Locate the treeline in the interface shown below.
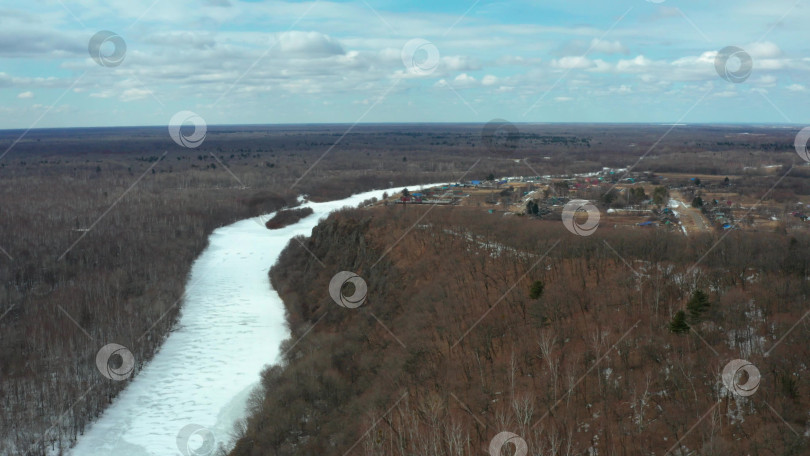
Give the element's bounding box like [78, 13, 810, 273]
[230, 205, 810, 455]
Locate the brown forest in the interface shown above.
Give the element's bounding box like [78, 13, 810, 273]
[0, 124, 808, 455]
[231, 205, 810, 455]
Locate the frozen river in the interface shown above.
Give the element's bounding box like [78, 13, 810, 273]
[70, 184, 444, 456]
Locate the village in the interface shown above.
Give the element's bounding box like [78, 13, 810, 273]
[379, 167, 807, 236]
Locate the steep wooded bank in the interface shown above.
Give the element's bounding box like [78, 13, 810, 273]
[231, 205, 810, 455]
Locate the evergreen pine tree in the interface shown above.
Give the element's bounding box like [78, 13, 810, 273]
[529, 280, 545, 299]
[686, 290, 710, 323]
[669, 310, 690, 334]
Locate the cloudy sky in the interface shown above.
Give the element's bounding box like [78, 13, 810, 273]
[1, 0, 809, 128]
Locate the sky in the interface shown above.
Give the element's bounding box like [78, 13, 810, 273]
[1, 0, 809, 128]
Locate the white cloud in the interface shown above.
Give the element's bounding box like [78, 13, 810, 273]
[451, 73, 477, 88]
[442, 56, 480, 72]
[17, 91, 33, 98]
[481, 75, 498, 86]
[756, 58, 789, 70]
[745, 41, 782, 59]
[616, 55, 653, 72]
[589, 39, 627, 54]
[552, 56, 593, 69]
[590, 59, 612, 73]
[714, 90, 739, 98]
[89, 91, 114, 99]
[496, 55, 542, 66]
[2, 0, 810, 126]
[120, 88, 152, 102]
[276, 31, 344, 56]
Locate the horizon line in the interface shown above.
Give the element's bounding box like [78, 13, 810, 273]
[0, 121, 803, 133]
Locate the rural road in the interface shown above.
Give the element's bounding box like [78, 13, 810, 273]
[670, 191, 710, 234]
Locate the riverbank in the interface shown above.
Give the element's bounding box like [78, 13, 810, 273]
[69, 184, 446, 456]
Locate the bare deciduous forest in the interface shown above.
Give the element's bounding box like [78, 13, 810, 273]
[233, 205, 810, 455]
[1, 124, 808, 455]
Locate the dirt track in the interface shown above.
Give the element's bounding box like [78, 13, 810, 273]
[671, 191, 710, 234]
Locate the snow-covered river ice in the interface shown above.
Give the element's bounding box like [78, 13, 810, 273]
[70, 184, 445, 456]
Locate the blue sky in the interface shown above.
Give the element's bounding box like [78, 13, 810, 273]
[1, 0, 808, 128]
